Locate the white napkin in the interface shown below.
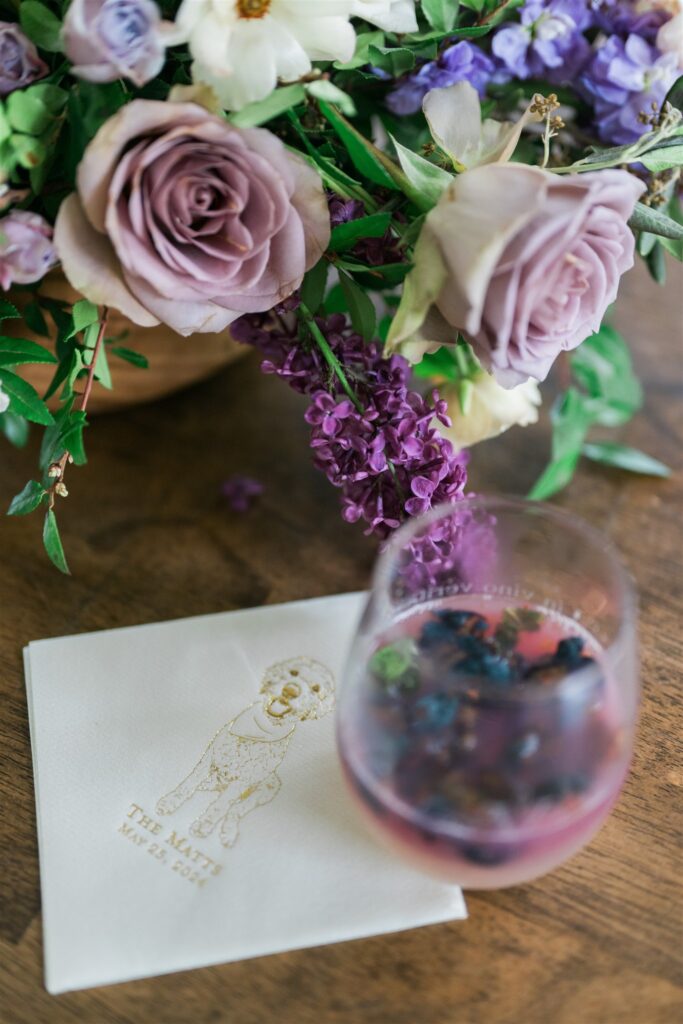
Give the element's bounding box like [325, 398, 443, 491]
[24, 591, 466, 994]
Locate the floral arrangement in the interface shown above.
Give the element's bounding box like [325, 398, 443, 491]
[0, 0, 681, 572]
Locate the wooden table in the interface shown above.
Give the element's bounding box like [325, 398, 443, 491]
[1, 260, 682, 1024]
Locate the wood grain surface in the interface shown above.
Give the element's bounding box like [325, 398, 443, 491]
[1, 259, 682, 1024]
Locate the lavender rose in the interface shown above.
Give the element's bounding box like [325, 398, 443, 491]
[388, 164, 645, 386]
[54, 100, 330, 335]
[0, 21, 48, 97]
[63, 0, 169, 87]
[0, 210, 58, 290]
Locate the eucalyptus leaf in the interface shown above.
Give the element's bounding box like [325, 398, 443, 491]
[43, 509, 70, 575]
[639, 144, 683, 172]
[582, 442, 671, 478]
[629, 202, 683, 240]
[7, 479, 46, 516]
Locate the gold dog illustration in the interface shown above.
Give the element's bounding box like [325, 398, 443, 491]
[156, 657, 335, 848]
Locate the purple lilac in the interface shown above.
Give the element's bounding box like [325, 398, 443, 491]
[580, 33, 679, 143]
[491, 0, 593, 82]
[387, 41, 495, 116]
[591, 0, 671, 42]
[232, 310, 468, 542]
[221, 475, 264, 512]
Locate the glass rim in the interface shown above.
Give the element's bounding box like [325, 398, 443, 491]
[371, 493, 638, 665]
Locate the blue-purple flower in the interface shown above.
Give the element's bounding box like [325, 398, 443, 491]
[63, 0, 169, 86]
[591, 0, 670, 42]
[492, 0, 593, 81]
[580, 33, 679, 142]
[387, 42, 495, 116]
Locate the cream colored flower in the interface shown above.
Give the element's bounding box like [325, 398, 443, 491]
[438, 374, 542, 448]
[351, 0, 417, 32]
[173, 0, 356, 111]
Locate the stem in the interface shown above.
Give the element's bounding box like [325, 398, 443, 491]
[298, 301, 364, 413]
[48, 306, 108, 509]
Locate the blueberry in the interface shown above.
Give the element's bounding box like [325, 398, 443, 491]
[412, 692, 459, 731]
[419, 620, 456, 649]
[436, 610, 488, 636]
[479, 653, 513, 683]
[556, 636, 585, 667]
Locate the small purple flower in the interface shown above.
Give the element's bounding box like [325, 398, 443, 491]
[63, 0, 168, 87]
[387, 42, 495, 116]
[221, 475, 264, 513]
[591, 0, 670, 42]
[329, 196, 365, 227]
[492, 0, 593, 82]
[580, 33, 679, 143]
[0, 211, 57, 290]
[0, 21, 47, 97]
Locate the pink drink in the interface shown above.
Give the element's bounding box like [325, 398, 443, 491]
[338, 598, 630, 888]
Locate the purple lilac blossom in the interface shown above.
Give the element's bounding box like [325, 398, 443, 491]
[0, 21, 47, 96]
[580, 33, 679, 143]
[491, 0, 593, 82]
[591, 0, 671, 42]
[387, 41, 495, 116]
[221, 475, 264, 512]
[231, 310, 468, 542]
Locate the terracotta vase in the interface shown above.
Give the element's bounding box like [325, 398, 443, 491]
[10, 271, 246, 414]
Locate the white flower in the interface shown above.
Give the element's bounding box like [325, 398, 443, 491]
[423, 81, 542, 171]
[438, 373, 542, 448]
[0, 383, 9, 414]
[173, 0, 356, 111]
[351, 0, 417, 32]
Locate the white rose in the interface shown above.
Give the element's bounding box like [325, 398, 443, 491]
[173, 0, 356, 111]
[351, 0, 417, 32]
[438, 373, 542, 448]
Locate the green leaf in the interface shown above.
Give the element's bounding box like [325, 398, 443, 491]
[646, 239, 666, 284]
[0, 410, 29, 447]
[664, 74, 683, 115]
[412, 346, 461, 381]
[422, 0, 459, 31]
[110, 346, 149, 369]
[23, 301, 50, 337]
[318, 100, 398, 191]
[306, 80, 356, 117]
[229, 84, 306, 128]
[29, 83, 69, 115]
[299, 259, 329, 316]
[334, 30, 385, 70]
[0, 300, 20, 321]
[367, 44, 415, 77]
[528, 451, 582, 501]
[570, 324, 642, 426]
[60, 411, 88, 466]
[43, 509, 70, 575]
[19, 1, 63, 52]
[0, 336, 58, 367]
[639, 143, 683, 173]
[72, 299, 99, 335]
[339, 271, 376, 340]
[659, 196, 683, 261]
[0, 369, 54, 425]
[582, 442, 671, 478]
[10, 132, 47, 169]
[390, 135, 452, 210]
[7, 479, 46, 516]
[6, 90, 52, 135]
[329, 212, 392, 253]
[629, 202, 683, 240]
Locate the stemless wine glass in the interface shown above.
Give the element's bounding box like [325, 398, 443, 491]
[336, 496, 638, 889]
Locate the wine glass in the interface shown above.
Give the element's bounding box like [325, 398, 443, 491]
[336, 496, 638, 889]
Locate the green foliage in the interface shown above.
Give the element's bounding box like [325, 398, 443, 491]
[19, 1, 63, 52]
[0, 369, 54, 424]
[422, 0, 459, 32]
[390, 135, 452, 210]
[629, 202, 683, 242]
[7, 479, 46, 516]
[0, 336, 57, 367]
[329, 213, 392, 253]
[299, 259, 329, 315]
[339, 270, 376, 340]
[530, 325, 667, 500]
[0, 410, 29, 447]
[43, 508, 70, 575]
[110, 347, 149, 369]
[229, 84, 306, 128]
